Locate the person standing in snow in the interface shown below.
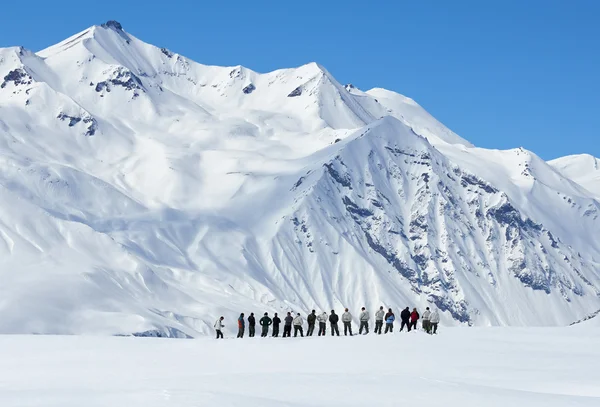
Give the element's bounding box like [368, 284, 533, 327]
[430, 309, 440, 334]
[307, 310, 317, 336]
[329, 310, 340, 336]
[359, 307, 370, 334]
[410, 308, 420, 331]
[237, 313, 245, 338]
[214, 316, 225, 339]
[342, 308, 353, 336]
[422, 307, 432, 334]
[283, 312, 293, 338]
[317, 311, 328, 336]
[384, 308, 395, 334]
[259, 312, 272, 337]
[293, 313, 304, 337]
[400, 307, 411, 332]
[272, 313, 281, 337]
[248, 312, 256, 337]
[374, 306, 385, 334]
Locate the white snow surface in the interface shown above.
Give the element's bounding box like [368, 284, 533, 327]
[1, 21, 600, 336]
[549, 154, 600, 199]
[0, 328, 599, 406]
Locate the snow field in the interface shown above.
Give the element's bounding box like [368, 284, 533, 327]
[0, 326, 598, 406]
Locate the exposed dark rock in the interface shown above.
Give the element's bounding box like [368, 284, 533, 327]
[101, 20, 123, 31]
[82, 117, 98, 136]
[342, 196, 373, 218]
[288, 86, 302, 97]
[430, 295, 471, 323]
[161, 48, 174, 58]
[1, 68, 32, 89]
[460, 173, 498, 194]
[364, 231, 416, 280]
[57, 113, 81, 127]
[324, 163, 352, 188]
[94, 68, 144, 96]
[242, 83, 256, 94]
[488, 202, 542, 232]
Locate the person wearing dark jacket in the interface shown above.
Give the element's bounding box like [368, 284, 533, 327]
[307, 310, 317, 336]
[400, 307, 411, 332]
[248, 313, 256, 337]
[410, 308, 419, 331]
[384, 308, 395, 334]
[259, 312, 272, 337]
[272, 313, 281, 337]
[329, 310, 340, 336]
[237, 313, 245, 338]
[283, 312, 293, 338]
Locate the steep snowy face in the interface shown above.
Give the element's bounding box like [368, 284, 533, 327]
[548, 154, 600, 198]
[0, 21, 599, 336]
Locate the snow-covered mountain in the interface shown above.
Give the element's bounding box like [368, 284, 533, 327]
[1, 21, 599, 336]
[549, 154, 600, 199]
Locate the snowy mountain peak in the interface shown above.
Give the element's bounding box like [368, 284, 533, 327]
[0, 23, 599, 336]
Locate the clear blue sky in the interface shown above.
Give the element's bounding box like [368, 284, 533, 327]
[1, 0, 598, 160]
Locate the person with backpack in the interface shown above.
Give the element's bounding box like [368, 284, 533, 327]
[272, 313, 281, 337]
[248, 312, 256, 337]
[384, 308, 395, 334]
[307, 310, 317, 336]
[430, 309, 440, 334]
[422, 307, 432, 334]
[317, 311, 328, 336]
[283, 312, 293, 338]
[259, 312, 272, 337]
[374, 306, 385, 334]
[359, 307, 370, 334]
[329, 310, 340, 336]
[410, 308, 420, 331]
[342, 308, 353, 336]
[214, 316, 225, 339]
[400, 307, 411, 332]
[293, 313, 304, 337]
[237, 313, 245, 338]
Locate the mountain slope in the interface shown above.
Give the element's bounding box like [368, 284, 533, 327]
[0, 21, 599, 335]
[548, 154, 600, 199]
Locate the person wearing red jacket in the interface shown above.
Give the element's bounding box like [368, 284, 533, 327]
[410, 308, 420, 331]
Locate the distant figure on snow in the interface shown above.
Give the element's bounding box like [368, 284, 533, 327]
[283, 312, 293, 338]
[374, 306, 385, 334]
[342, 308, 353, 336]
[384, 308, 395, 334]
[293, 313, 304, 337]
[400, 307, 411, 332]
[237, 313, 245, 338]
[410, 308, 419, 331]
[260, 312, 272, 337]
[329, 310, 340, 336]
[422, 307, 431, 334]
[430, 309, 440, 334]
[317, 311, 328, 336]
[359, 307, 370, 335]
[214, 316, 224, 339]
[272, 313, 281, 337]
[248, 312, 256, 337]
[307, 310, 317, 336]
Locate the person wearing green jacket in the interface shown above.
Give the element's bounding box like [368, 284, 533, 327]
[259, 312, 272, 337]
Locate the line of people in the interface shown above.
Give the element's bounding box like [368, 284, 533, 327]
[213, 306, 440, 339]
